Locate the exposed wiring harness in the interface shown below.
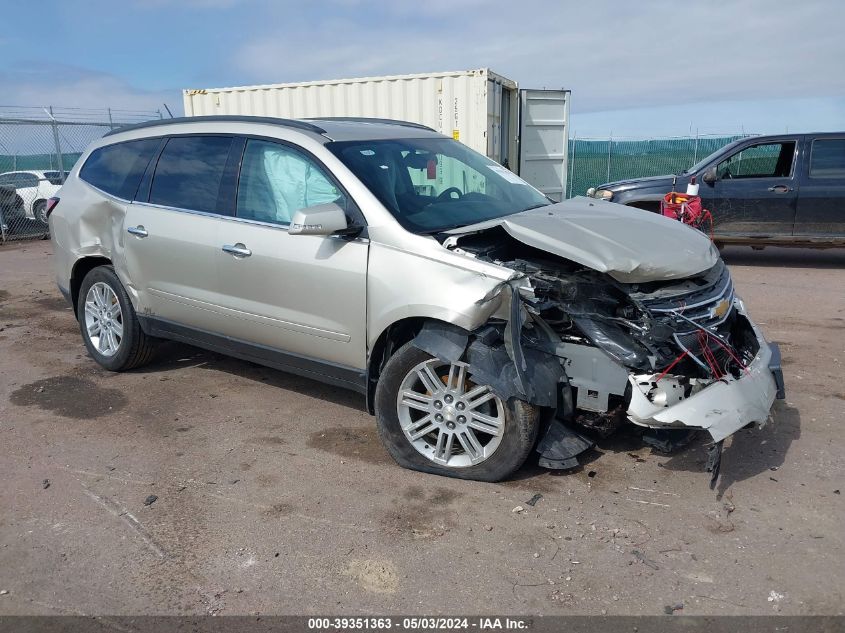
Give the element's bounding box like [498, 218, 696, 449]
[656, 309, 750, 381]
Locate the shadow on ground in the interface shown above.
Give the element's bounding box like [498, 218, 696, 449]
[659, 400, 800, 499]
[128, 340, 366, 411]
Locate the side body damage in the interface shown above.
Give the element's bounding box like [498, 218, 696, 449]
[406, 202, 784, 475]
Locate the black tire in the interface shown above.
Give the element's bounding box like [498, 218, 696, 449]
[374, 342, 540, 482]
[77, 266, 157, 371]
[33, 199, 48, 226]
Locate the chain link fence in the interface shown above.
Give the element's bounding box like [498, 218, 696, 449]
[566, 134, 750, 199]
[2, 110, 753, 240]
[0, 106, 162, 243]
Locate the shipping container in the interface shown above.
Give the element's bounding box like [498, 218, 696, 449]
[183, 69, 570, 200]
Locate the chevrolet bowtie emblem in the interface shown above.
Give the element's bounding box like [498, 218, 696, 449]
[710, 298, 731, 319]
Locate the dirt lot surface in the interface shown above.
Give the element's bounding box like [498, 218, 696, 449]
[0, 241, 842, 616]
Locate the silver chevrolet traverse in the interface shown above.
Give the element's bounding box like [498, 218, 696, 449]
[49, 116, 784, 482]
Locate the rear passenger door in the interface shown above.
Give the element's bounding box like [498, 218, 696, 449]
[700, 140, 798, 237]
[794, 137, 845, 238]
[124, 134, 238, 332]
[213, 137, 368, 372]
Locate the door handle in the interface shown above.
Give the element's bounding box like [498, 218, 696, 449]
[222, 243, 252, 258]
[127, 225, 148, 238]
[767, 185, 791, 193]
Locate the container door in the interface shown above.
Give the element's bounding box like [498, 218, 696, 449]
[518, 89, 570, 201]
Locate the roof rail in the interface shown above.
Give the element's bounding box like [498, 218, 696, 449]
[104, 115, 326, 137]
[305, 117, 435, 132]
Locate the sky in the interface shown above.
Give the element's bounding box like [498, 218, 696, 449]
[1, 0, 844, 137]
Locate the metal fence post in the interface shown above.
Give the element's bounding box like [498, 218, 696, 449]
[567, 132, 577, 198]
[49, 106, 66, 183]
[693, 128, 699, 164]
[108, 108, 114, 130]
[606, 133, 612, 182]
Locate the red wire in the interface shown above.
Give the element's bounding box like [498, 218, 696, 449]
[697, 331, 720, 377]
[655, 350, 689, 382]
[705, 329, 751, 375]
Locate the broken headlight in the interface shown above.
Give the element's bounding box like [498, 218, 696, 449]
[586, 188, 613, 200]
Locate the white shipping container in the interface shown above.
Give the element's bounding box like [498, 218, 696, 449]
[183, 69, 569, 199]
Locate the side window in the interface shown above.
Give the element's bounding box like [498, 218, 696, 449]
[0, 174, 14, 187]
[809, 139, 845, 178]
[236, 139, 344, 225]
[150, 136, 233, 214]
[716, 142, 795, 179]
[79, 138, 160, 199]
[18, 173, 39, 188]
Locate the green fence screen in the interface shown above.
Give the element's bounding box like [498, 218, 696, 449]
[566, 135, 747, 198]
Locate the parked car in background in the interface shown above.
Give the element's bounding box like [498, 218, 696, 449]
[48, 116, 782, 483]
[587, 133, 845, 248]
[0, 170, 65, 226]
[0, 183, 25, 235]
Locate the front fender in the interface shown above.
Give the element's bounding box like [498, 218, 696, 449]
[366, 241, 513, 351]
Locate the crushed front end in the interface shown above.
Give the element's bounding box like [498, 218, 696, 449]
[434, 227, 786, 478]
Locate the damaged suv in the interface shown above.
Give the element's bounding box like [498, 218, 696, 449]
[49, 116, 785, 482]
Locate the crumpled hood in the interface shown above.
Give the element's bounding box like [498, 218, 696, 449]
[455, 196, 718, 283]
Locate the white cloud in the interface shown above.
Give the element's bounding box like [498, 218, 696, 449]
[229, 0, 845, 114]
[0, 63, 181, 117]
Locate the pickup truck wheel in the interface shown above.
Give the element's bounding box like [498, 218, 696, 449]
[374, 342, 539, 482]
[77, 266, 157, 371]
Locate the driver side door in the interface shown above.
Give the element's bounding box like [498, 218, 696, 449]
[700, 140, 799, 237]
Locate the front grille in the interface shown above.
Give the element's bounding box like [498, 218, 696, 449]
[640, 262, 735, 334]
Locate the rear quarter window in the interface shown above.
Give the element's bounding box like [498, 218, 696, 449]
[79, 138, 161, 199]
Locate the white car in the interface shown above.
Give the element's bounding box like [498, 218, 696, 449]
[0, 170, 64, 225]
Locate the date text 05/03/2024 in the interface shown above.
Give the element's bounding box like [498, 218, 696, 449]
[307, 618, 529, 630]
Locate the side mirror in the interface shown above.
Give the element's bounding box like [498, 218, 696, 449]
[701, 167, 718, 184]
[289, 202, 349, 236]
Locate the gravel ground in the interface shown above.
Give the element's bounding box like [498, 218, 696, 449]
[0, 241, 842, 616]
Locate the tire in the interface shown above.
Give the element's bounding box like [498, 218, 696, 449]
[33, 200, 48, 226]
[374, 342, 540, 482]
[77, 266, 157, 371]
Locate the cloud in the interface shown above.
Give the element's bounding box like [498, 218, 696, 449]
[229, 0, 845, 114]
[0, 63, 181, 118]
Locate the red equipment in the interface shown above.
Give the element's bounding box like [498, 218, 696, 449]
[660, 191, 714, 239]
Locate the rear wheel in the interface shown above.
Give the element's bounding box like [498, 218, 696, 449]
[375, 342, 539, 482]
[77, 266, 156, 371]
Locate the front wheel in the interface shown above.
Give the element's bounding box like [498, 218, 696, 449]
[374, 342, 540, 482]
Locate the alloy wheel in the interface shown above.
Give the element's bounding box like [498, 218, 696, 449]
[396, 359, 505, 467]
[84, 282, 124, 357]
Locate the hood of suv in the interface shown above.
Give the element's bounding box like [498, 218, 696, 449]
[452, 196, 717, 283]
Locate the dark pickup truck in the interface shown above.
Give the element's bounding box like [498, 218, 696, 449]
[587, 133, 845, 248]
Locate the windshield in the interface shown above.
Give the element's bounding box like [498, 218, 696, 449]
[327, 137, 550, 233]
[684, 139, 745, 174]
